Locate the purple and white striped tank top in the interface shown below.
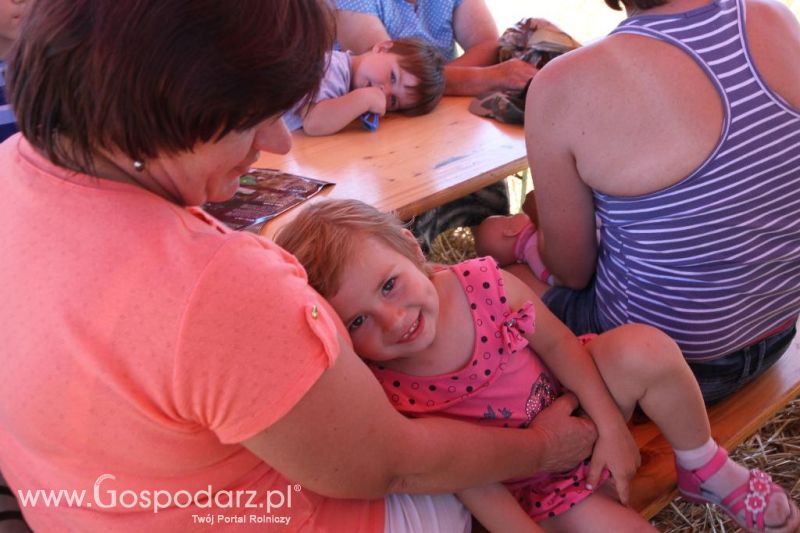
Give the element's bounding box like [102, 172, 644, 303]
[593, 0, 800, 361]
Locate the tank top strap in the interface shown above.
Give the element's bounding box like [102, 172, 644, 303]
[611, 0, 773, 136]
[450, 256, 515, 323]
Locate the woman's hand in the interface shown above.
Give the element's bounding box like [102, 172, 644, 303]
[243, 336, 597, 499]
[586, 422, 641, 505]
[488, 58, 538, 93]
[528, 393, 597, 473]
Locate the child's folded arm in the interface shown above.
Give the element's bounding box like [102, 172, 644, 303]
[302, 87, 386, 136]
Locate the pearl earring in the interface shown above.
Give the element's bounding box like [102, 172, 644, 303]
[133, 160, 145, 171]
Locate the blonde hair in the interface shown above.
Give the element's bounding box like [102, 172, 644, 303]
[275, 199, 429, 298]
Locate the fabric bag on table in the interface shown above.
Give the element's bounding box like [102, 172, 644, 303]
[469, 18, 581, 124]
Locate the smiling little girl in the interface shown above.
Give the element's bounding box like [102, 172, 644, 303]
[276, 199, 799, 533]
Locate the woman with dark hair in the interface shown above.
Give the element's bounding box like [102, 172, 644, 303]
[0, 0, 597, 531]
[526, 0, 800, 402]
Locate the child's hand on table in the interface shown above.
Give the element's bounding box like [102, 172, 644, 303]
[352, 86, 387, 116]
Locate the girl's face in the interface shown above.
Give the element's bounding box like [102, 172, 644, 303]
[329, 237, 439, 365]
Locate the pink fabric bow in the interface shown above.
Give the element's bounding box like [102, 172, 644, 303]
[500, 302, 536, 353]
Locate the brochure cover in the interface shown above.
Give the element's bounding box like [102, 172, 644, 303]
[204, 168, 332, 231]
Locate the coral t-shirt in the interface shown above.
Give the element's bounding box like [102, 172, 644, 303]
[0, 135, 383, 532]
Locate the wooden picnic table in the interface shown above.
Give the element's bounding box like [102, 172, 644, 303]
[257, 96, 527, 237]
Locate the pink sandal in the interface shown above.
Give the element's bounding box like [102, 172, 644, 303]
[676, 446, 800, 532]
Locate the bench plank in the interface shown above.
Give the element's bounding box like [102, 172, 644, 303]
[630, 330, 800, 518]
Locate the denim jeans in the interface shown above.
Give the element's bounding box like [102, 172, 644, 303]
[541, 281, 602, 337]
[542, 284, 797, 405]
[688, 325, 796, 405]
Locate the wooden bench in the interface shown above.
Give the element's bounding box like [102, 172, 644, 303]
[630, 330, 800, 518]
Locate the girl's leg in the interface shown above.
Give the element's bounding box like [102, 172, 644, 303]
[584, 324, 710, 450]
[539, 491, 656, 533]
[586, 324, 799, 532]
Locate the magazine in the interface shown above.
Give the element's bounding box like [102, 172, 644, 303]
[203, 168, 332, 231]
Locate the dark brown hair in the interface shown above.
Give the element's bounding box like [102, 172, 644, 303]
[7, 0, 334, 173]
[604, 0, 667, 10]
[390, 38, 446, 117]
[275, 199, 429, 298]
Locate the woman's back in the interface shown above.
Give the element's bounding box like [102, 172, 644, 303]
[528, 0, 800, 358]
[551, 0, 800, 196]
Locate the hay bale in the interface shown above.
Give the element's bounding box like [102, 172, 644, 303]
[429, 227, 476, 264]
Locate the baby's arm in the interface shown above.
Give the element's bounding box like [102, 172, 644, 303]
[501, 269, 639, 504]
[302, 87, 386, 136]
[458, 483, 543, 533]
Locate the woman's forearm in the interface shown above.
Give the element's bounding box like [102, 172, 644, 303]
[386, 406, 589, 496]
[443, 59, 536, 96]
[243, 338, 596, 499]
[448, 40, 499, 68]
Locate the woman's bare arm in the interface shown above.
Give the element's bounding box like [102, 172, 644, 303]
[446, 0, 536, 95]
[450, 0, 498, 66]
[243, 336, 597, 499]
[524, 57, 598, 289]
[335, 10, 391, 54]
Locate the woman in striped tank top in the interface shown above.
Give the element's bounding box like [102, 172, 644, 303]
[518, 0, 800, 403]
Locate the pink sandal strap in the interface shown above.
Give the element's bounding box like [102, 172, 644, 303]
[688, 445, 729, 481]
[677, 446, 790, 532]
[721, 469, 774, 531]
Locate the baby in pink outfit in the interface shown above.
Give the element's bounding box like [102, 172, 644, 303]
[277, 199, 800, 533]
[475, 212, 603, 290]
[475, 213, 556, 286]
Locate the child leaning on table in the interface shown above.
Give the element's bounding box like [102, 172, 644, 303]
[276, 199, 800, 533]
[282, 38, 445, 136]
